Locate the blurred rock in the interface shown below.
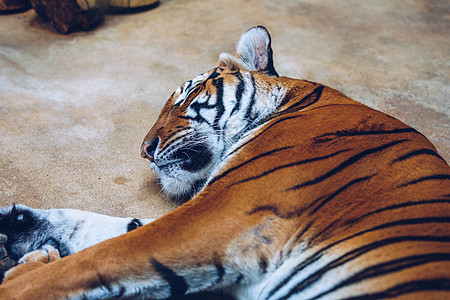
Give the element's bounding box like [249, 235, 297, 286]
[30, 0, 104, 33]
[0, 0, 31, 11]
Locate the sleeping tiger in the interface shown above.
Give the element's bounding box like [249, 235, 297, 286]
[0, 26, 449, 299]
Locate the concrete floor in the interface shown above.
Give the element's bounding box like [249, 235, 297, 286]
[0, 0, 449, 222]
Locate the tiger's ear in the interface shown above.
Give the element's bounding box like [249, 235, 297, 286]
[235, 26, 278, 77]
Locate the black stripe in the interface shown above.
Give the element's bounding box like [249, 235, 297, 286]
[163, 127, 190, 147]
[292, 220, 315, 244]
[316, 127, 421, 140]
[235, 274, 244, 284]
[245, 176, 365, 222]
[175, 75, 209, 108]
[185, 94, 214, 111]
[213, 253, 225, 285]
[209, 146, 294, 186]
[243, 74, 257, 122]
[308, 219, 339, 245]
[182, 85, 206, 108]
[212, 77, 225, 135]
[159, 131, 192, 154]
[346, 217, 450, 244]
[311, 253, 450, 300]
[263, 85, 324, 123]
[247, 205, 295, 218]
[345, 199, 450, 226]
[127, 218, 143, 232]
[177, 114, 212, 126]
[268, 228, 450, 299]
[308, 175, 375, 215]
[221, 73, 245, 148]
[286, 85, 324, 111]
[68, 221, 82, 240]
[225, 114, 307, 159]
[398, 174, 450, 187]
[96, 272, 113, 294]
[182, 91, 216, 127]
[229, 73, 245, 117]
[185, 80, 193, 91]
[206, 68, 221, 81]
[117, 286, 126, 298]
[390, 148, 446, 164]
[304, 103, 364, 111]
[276, 235, 450, 300]
[232, 149, 351, 187]
[310, 216, 450, 277]
[259, 256, 269, 274]
[245, 154, 371, 220]
[277, 82, 319, 108]
[214, 264, 225, 285]
[161, 136, 208, 164]
[340, 278, 450, 300]
[225, 103, 364, 160]
[287, 139, 410, 191]
[221, 73, 250, 157]
[151, 258, 188, 297]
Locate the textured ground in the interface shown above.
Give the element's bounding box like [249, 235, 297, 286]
[0, 0, 449, 223]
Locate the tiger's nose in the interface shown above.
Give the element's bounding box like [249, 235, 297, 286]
[141, 137, 160, 162]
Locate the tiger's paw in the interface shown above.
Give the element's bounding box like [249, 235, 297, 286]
[0, 204, 154, 270]
[17, 244, 61, 265]
[0, 234, 17, 283]
[3, 245, 60, 282]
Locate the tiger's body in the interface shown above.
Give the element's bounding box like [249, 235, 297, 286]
[0, 26, 449, 299]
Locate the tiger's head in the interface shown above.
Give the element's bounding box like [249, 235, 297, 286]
[141, 26, 287, 201]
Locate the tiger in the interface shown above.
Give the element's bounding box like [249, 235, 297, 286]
[0, 25, 449, 299]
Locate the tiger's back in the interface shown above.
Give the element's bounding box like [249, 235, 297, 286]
[208, 76, 450, 298]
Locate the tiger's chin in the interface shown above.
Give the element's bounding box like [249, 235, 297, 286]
[151, 141, 218, 202]
[153, 157, 214, 202]
[159, 174, 208, 203]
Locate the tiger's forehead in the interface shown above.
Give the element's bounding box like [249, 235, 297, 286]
[172, 67, 245, 108]
[174, 71, 210, 106]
